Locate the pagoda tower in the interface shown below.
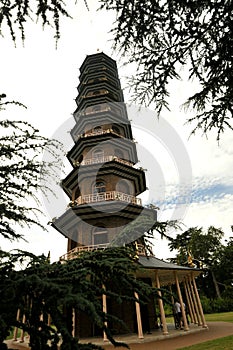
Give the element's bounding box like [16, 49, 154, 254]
[52, 52, 207, 339]
[54, 52, 155, 255]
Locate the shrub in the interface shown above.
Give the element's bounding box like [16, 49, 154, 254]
[200, 295, 233, 314]
[200, 296, 212, 314]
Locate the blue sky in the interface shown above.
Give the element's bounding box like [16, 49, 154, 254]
[155, 181, 233, 208]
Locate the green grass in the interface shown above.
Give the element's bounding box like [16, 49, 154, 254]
[6, 328, 21, 340]
[178, 335, 233, 350]
[174, 312, 233, 350]
[165, 316, 173, 323]
[166, 311, 233, 324]
[204, 312, 233, 323]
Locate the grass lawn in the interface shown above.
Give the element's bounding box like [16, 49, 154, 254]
[179, 335, 233, 350]
[204, 312, 233, 323]
[175, 312, 233, 350]
[166, 311, 233, 324]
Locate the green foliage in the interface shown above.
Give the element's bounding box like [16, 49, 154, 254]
[222, 286, 233, 300]
[169, 226, 224, 268]
[0, 0, 71, 44]
[100, 0, 233, 139]
[200, 296, 213, 314]
[110, 211, 180, 255]
[0, 250, 26, 347]
[211, 298, 229, 313]
[169, 226, 226, 298]
[110, 214, 156, 249]
[200, 296, 233, 314]
[0, 94, 62, 240]
[215, 238, 233, 287]
[163, 302, 173, 317]
[0, 247, 156, 349]
[1, 2, 232, 138]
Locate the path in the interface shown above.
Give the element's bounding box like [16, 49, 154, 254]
[103, 322, 233, 350]
[6, 322, 233, 350]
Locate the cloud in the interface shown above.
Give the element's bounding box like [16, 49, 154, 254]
[149, 175, 233, 233]
[157, 178, 232, 206]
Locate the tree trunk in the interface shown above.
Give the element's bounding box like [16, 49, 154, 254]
[211, 270, 221, 298]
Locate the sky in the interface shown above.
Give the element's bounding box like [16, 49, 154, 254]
[1, 1, 232, 262]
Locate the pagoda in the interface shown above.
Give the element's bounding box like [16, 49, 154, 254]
[53, 52, 207, 339]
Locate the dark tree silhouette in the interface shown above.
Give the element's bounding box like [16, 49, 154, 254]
[1, 1, 232, 138]
[100, 0, 233, 139]
[0, 94, 62, 240]
[0, 247, 154, 350]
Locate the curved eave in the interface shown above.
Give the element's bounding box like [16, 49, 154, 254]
[67, 135, 138, 165]
[62, 161, 146, 198]
[73, 102, 129, 123]
[70, 115, 133, 142]
[79, 53, 117, 73]
[51, 202, 147, 236]
[137, 256, 202, 286]
[75, 94, 121, 112]
[76, 81, 124, 103]
[77, 72, 121, 92]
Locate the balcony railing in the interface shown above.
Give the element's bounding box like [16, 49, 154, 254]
[68, 191, 142, 208]
[74, 155, 133, 167]
[80, 105, 111, 116]
[75, 191, 142, 206]
[60, 243, 147, 261]
[76, 128, 123, 141]
[60, 243, 109, 261]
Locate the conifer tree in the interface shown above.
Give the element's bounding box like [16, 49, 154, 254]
[0, 94, 62, 241]
[1, 1, 232, 138]
[0, 248, 154, 349]
[100, 0, 233, 139]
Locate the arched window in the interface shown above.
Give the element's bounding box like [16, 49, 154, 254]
[92, 148, 104, 160]
[93, 180, 106, 193]
[93, 226, 108, 245]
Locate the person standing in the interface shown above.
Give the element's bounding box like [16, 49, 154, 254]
[174, 300, 183, 329]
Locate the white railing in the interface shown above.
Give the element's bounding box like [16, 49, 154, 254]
[76, 155, 133, 167]
[60, 242, 147, 261]
[60, 243, 109, 261]
[82, 128, 109, 137]
[76, 128, 123, 140]
[72, 191, 142, 206]
[80, 106, 111, 116]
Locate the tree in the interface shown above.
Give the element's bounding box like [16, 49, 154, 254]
[215, 237, 233, 288]
[110, 210, 181, 257]
[100, 0, 233, 139]
[0, 247, 154, 350]
[0, 96, 149, 349]
[0, 94, 62, 240]
[169, 226, 224, 298]
[0, 0, 71, 43]
[1, 1, 232, 138]
[0, 250, 20, 350]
